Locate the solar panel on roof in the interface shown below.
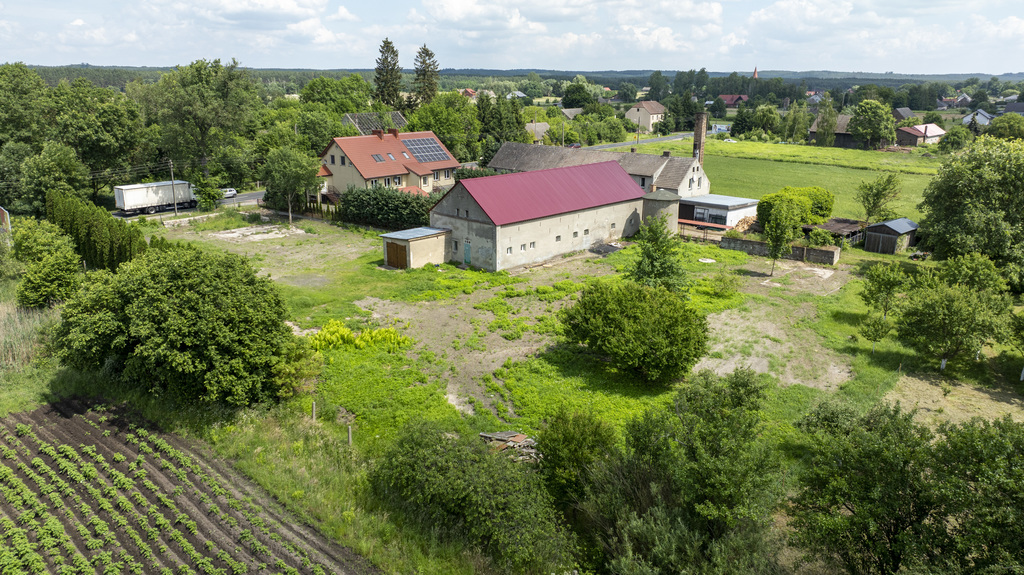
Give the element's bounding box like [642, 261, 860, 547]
[404, 138, 450, 163]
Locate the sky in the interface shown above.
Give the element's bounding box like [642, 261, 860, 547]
[1, 0, 1022, 75]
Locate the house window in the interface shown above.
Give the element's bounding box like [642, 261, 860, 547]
[556, 235, 561, 242]
[530, 241, 535, 249]
[385, 177, 391, 187]
[520, 244, 526, 251]
[371, 179, 379, 186]
[453, 241, 459, 251]
[444, 169, 451, 179]
[573, 231, 579, 238]
[387, 153, 395, 160]
[372, 154, 384, 162]
[340, 156, 346, 166]
[433, 171, 440, 181]
[394, 176, 401, 186]
[698, 177, 702, 187]
[456, 209, 460, 217]
[330, 154, 335, 165]
[422, 176, 428, 185]
[584, 229, 589, 235]
[640, 177, 646, 188]
[507, 247, 512, 255]
[689, 178, 694, 190]
[402, 152, 410, 159]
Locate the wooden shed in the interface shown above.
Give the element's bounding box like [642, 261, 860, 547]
[864, 218, 918, 254]
[380, 227, 450, 269]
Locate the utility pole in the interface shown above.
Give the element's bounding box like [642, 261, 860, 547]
[169, 160, 179, 216]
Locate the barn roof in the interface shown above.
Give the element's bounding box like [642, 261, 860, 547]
[452, 161, 643, 226]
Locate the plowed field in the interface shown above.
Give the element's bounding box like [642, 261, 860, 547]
[0, 398, 377, 575]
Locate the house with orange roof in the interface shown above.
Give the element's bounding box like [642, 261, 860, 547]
[317, 129, 461, 202]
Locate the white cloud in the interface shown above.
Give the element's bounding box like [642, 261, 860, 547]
[327, 6, 358, 21]
[69, 18, 85, 26]
[421, 0, 547, 33]
[285, 17, 338, 44]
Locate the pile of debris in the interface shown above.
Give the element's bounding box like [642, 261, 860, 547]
[479, 431, 540, 463]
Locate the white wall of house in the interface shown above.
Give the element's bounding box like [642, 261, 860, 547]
[688, 203, 757, 226]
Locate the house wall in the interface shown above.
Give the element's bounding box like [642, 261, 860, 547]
[493, 201, 644, 270]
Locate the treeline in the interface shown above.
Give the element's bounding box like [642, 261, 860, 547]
[46, 190, 146, 270]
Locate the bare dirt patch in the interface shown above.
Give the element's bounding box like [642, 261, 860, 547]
[210, 224, 308, 242]
[697, 302, 851, 390]
[885, 373, 1024, 427]
[739, 258, 851, 297]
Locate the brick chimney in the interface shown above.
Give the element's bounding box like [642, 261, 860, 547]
[388, 128, 400, 138]
[692, 112, 708, 164]
[371, 129, 384, 139]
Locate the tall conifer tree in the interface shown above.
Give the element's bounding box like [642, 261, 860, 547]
[412, 44, 439, 106]
[374, 38, 402, 109]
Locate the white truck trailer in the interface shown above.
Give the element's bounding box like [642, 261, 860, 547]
[114, 180, 197, 214]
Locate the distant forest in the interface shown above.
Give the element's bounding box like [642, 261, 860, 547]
[26, 63, 1024, 94]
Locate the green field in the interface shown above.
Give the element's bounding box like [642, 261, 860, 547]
[609, 138, 942, 220]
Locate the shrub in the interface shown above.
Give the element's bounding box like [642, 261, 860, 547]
[53, 248, 300, 406]
[757, 186, 834, 227]
[806, 228, 834, 248]
[337, 185, 442, 230]
[369, 421, 574, 573]
[559, 281, 708, 383]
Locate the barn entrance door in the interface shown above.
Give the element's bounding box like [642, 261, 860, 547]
[386, 241, 408, 268]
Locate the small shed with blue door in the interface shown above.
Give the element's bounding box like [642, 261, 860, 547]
[863, 218, 918, 254]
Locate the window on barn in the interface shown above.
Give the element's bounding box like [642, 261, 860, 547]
[453, 241, 459, 251]
[520, 244, 526, 251]
[530, 241, 535, 249]
[573, 231, 579, 238]
[584, 229, 589, 235]
[507, 247, 512, 254]
[556, 235, 561, 242]
[611, 223, 616, 229]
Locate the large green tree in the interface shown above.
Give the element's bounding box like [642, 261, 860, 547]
[150, 59, 260, 176]
[646, 70, 669, 101]
[262, 146, 321, 225]
[860, 261, 907, 319]
[0, 63, 47, 149]
[15, 142, 90, 216]
[579, 369, 782, 573]
[298, 74, 372, 115]
[792, 403, 940, 575]
[856, 173, 902, 223]
[54, 248, 301, 406]
[763, 196, 801, 276]
[814, 93, 838, 147]
[559, 281, 708, 382]
[919, 137, 1024, 290]
[849, 99, 896, 149]
[896, 280, 1010, 371]
[985, 112, 1024, 140]
[373, 38, 402, 109]
[412, 44, 439, 106]
[407, 92, 481, 162]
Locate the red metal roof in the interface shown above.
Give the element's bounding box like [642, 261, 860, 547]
[324, 131, 459, 180]
[456, 161, 643, 226]
[317, 165, 333, 177]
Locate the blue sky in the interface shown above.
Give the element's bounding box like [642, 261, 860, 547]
[2, 0, 1022, 75]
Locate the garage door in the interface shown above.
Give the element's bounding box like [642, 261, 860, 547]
[386, 241, 408, 268]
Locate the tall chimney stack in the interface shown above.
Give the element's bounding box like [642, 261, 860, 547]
[692, 112, 708, 165]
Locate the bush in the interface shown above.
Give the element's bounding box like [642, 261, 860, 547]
[757, 186, 834, 227]
[11, 217, 80, 308]
[806, 228, 834, 247]
[369, 421, 574, 573]
[337, 185, 442, 230]
[559, 281, 708, 382]
[53, 248, 302, 406]
[537, 406, 616, 510]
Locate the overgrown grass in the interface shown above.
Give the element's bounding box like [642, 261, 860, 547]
[187, 209, 263, 232]
[619, 138, 945, 175]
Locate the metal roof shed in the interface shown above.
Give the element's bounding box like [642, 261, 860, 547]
[864, 218, 918, 254]
[380, 227, 450, 269]
[678, 194, 759, 227]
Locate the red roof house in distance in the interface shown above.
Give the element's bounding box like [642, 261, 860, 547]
[318, 128, 460, 202]
[427, 161, 678, 271]
[719, 95, 750, 108]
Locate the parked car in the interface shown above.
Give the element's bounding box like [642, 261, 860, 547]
[567, 143, 582, 149]
[220, 188, 238, 198]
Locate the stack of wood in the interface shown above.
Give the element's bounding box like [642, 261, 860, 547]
[734, 216, 758, 233]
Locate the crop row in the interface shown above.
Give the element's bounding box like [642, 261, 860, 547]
[1, 414, 330, 575]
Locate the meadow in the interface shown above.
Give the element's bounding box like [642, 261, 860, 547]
[612, 138, 942, 220]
